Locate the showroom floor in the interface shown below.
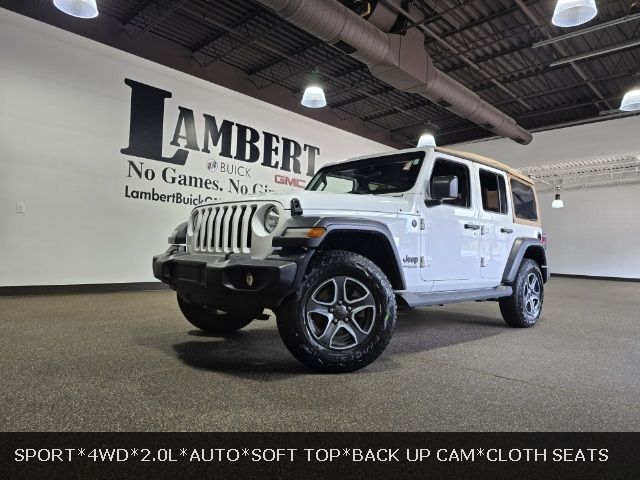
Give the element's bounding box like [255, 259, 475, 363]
[1, 277, 638, 432]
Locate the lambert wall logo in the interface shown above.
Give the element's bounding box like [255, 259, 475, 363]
[120, 79, 321, 176]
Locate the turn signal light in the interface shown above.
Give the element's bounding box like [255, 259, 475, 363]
[307, 227, 326, 238]
[283, 227, 327, 238]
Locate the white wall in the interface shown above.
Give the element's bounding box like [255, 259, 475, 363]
[0, 10, 388, 287]
[455, 115, 640, 279]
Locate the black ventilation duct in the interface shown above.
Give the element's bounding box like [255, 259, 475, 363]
[255, 0, 533, 145]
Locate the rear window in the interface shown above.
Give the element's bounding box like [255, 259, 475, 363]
[480, 169, 508, 214]
[510, 179, 538, 222]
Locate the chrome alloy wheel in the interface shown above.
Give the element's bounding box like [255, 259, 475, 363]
[523, 273, 542, 318]
[305, 276, 377, 350]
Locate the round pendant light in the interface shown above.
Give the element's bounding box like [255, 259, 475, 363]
[53, 0, 99, 19]
[301, 86, 327, 108]
[552, 0, 597, 28]
[620, 88, 640, 112]
[552, 188, 564, 209]
[417, 133, 436, 148]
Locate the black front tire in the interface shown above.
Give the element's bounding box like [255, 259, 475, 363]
[276, 250, 396, 373]
[177, 294, 258, 334]
[499, 258, 544, 328]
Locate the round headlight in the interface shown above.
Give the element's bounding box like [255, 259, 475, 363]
[264, 206, 280, 233]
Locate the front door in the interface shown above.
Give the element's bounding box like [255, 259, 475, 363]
[421, 156, 481, 291]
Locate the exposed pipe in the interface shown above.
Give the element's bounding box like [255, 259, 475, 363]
[513, 0, 613, 111]
[255, 0, 533, 145]
[378, 0, 532, 111]
[549, 37, 640, 67]
[532, 13, 640, 49]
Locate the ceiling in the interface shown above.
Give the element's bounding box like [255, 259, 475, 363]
[43, 0, 640, 145]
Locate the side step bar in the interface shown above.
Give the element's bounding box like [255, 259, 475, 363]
[399, 286, 512, 308]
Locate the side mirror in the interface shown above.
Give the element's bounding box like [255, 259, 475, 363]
[432, 175, 459, 200]
[425, 175, 459, 207]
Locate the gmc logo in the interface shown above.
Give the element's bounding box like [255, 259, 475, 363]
[274, 174, 306, 188]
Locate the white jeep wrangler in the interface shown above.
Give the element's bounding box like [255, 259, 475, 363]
[153, 145, 548, 373]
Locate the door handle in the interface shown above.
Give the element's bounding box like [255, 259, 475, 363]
[464, 223, 480, 230]
[500, 227, 514, 234]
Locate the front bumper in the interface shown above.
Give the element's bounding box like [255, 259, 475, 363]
[153, 248, 309, 310]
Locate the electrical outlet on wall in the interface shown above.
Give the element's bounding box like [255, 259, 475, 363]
[16, 203, 26, 214]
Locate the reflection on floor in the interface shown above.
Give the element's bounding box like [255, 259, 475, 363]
[0, 277, 638, 431]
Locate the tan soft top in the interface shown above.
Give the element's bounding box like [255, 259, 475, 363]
[436, 147, 534, 185]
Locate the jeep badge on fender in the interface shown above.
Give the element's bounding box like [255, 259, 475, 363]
[153, 143, 548, 373]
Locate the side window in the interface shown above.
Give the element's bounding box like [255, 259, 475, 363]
[479, 169, 508, 214]
[510, 179, 538, 221]
[430, 159, 471, 207]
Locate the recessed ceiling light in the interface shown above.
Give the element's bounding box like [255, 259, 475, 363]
[53, 0, 98, 19]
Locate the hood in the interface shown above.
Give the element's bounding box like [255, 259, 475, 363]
[199, 190, 408, 215]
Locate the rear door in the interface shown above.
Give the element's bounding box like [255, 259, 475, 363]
[476, 165, 512, 281]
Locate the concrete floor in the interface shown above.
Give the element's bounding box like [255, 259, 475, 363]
[0, 277, 638, 432]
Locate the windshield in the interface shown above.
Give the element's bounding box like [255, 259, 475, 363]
[306, 152, 425, 195]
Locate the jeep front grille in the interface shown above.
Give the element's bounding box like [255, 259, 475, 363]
[190, 204, 258, 254]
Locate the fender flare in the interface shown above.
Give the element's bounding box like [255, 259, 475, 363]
[273, 216, 406, 289]
[502, 237, 549, 284]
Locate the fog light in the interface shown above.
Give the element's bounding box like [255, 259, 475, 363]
[246, 272, 254, 287]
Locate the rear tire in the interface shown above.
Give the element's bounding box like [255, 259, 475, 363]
[177, 294, 258, 334]
[499, 258, 544, 328]
[277, 250, 396, 373]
